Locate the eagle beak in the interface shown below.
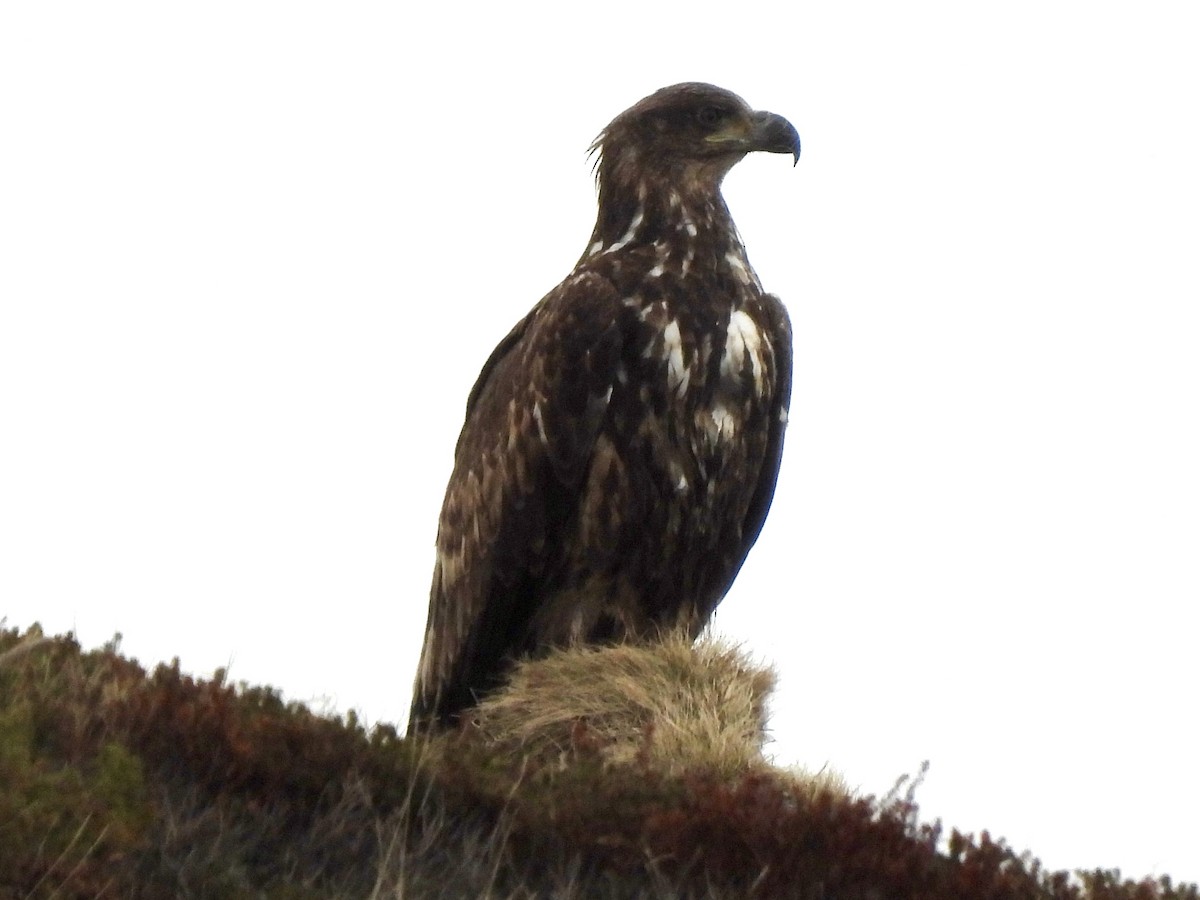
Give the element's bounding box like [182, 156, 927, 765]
[748, 110, 801, 166]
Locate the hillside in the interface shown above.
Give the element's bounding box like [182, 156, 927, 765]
[1, 624, 1194, 899]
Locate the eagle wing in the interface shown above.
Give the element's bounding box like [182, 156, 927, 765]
[410, 272, 624, 728]
[724, 292, 793, 595]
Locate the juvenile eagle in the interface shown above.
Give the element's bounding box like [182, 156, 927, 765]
[410, 83, 800, 731]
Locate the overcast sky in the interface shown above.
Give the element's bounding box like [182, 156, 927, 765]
[2, 0, 1197, 885]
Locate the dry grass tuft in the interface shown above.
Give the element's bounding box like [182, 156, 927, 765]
[464, 633, 777, 778]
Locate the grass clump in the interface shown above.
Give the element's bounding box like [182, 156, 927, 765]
[464, 633, 781, 777]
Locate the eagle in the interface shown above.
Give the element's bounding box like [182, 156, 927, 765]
[409, 83, 800, 731]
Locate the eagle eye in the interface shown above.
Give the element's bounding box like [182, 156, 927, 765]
[696, 105, 724, 127]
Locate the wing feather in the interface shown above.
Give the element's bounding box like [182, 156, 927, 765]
[725, 292, 792, 590]
[409, 272, 624, 729]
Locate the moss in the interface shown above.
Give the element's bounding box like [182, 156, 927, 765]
[0, 695, 145, 896]
[92, 742, 151, 842]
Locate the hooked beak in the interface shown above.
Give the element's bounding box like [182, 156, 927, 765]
[747, 110, 801, 165]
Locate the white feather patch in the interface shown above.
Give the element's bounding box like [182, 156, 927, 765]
[725, 251, 753, 286]
[604, 206, 645, 254]
[723, 309, 766, 394]
[709, 403, 737, 441]
[532, 401, 549, 446]
[662, 319, 689, 396]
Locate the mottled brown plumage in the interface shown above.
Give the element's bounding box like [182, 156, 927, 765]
[410, 83, 800, 731]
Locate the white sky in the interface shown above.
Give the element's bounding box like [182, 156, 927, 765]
[2, 0, 1198, 885]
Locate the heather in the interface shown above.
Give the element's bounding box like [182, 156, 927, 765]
[1, 625, 1193, 899]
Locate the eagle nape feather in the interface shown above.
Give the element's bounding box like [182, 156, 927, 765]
[409, 83, 800, 732]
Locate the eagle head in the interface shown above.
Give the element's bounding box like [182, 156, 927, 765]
[592, 83, 801, 194]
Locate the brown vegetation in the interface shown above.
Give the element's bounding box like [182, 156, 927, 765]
[0, 623, 1195, 899]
